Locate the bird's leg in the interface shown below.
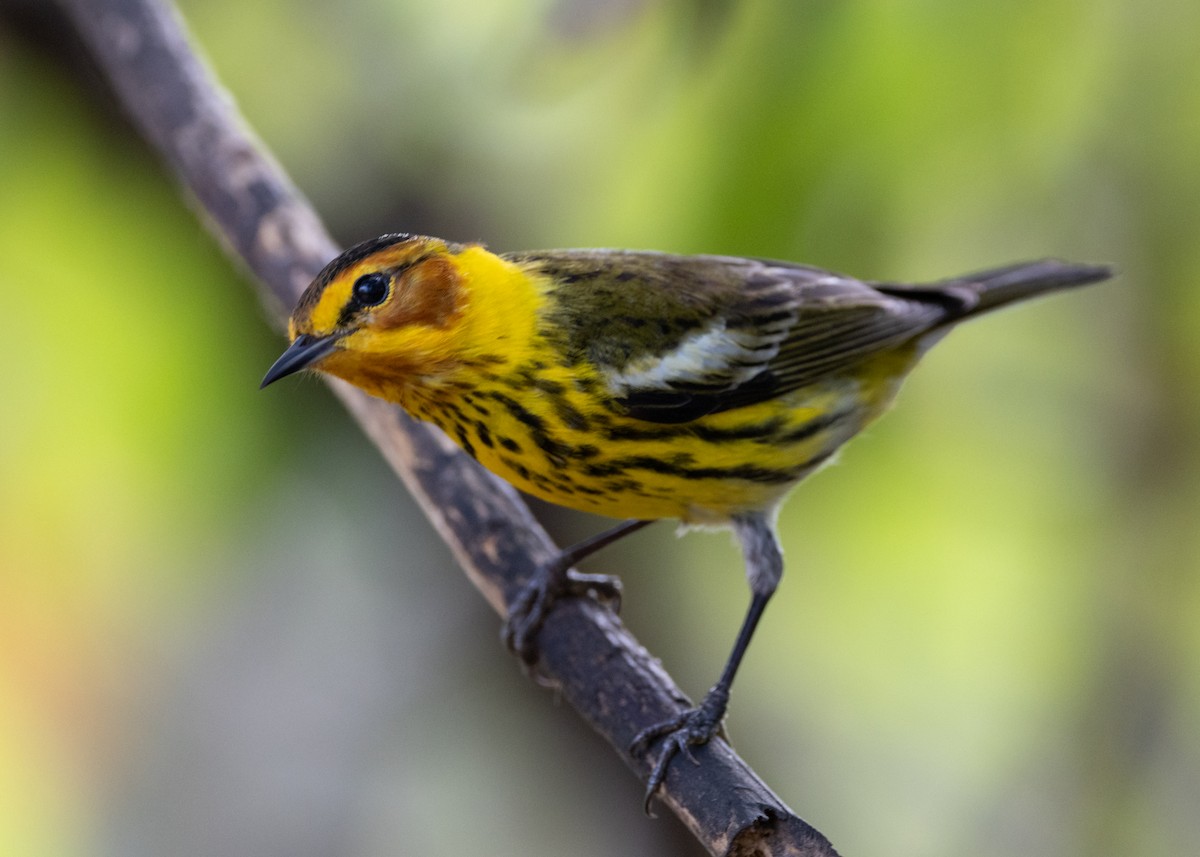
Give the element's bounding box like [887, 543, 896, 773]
[631, 512, 782, 812]
[504, 518, 653, 662]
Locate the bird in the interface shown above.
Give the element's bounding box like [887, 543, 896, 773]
[261, 233, 1110, 805]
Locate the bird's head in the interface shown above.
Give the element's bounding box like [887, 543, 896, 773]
[261, 234, 472, 397]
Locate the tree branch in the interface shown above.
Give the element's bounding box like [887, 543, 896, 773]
[58, 1, 840, 853]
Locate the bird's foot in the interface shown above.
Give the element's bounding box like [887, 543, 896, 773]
[502, 521, 648, 663]
[631, 685, 730, 813]
[502, 561, 622, 664]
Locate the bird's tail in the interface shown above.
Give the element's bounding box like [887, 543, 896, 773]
[889, 259, 1113, 320]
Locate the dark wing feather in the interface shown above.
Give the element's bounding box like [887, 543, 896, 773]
[762, 297, 947, 390]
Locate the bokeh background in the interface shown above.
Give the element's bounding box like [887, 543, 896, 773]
[2, 0, 1198, 855]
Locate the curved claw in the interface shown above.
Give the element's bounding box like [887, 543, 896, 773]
[630, 709, 692, 755]
[503, 520, 647, 664]
[501, 578, 552, 662]
[502, 568, 623, 664]
[642, 733, 685, 815]
[631, 698, 727, 814]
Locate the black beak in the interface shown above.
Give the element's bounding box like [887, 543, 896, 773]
[260, 333, 339, 389]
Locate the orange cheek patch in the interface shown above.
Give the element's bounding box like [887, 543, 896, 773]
[376, 256, 463, 330]
[321, 348, 415, 387]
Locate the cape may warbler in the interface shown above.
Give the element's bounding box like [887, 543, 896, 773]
[262, 234, 1110, 801]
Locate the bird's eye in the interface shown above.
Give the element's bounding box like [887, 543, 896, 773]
[352, 272, 390, 307]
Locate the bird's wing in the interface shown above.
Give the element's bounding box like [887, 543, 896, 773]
[510, 250, 954, 423]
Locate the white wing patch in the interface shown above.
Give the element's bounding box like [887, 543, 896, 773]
[606, 317, 786, 396]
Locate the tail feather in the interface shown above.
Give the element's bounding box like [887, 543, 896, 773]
[951, 259, 1112, 316]
[876, 259, 1112, 320]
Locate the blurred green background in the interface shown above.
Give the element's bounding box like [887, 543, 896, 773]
[1, 0, 1197, 855]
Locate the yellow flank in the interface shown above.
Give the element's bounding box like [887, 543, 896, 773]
[419, 354, 908, 523]
[264, 234, 1109, 526]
